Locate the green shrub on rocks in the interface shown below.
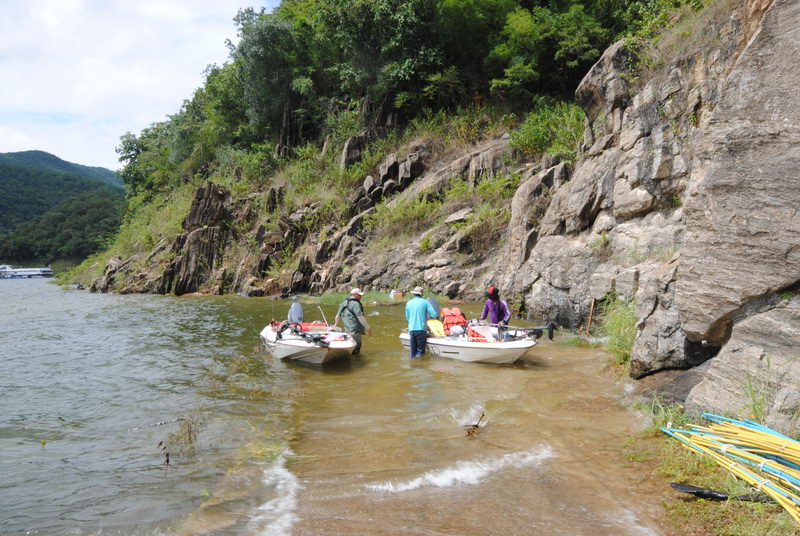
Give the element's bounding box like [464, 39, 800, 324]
[600, 293, 637, 367]
[365, 196, 444, 237]
[509, 99, 584, 163]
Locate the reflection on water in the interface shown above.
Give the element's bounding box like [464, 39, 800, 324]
[0, 281, 664, 535]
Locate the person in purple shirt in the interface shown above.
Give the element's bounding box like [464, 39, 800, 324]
[479, 285, 511, 325]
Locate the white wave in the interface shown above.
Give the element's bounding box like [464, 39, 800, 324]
[367, 446, 554, 493]
[249, 450, 302, 536]
[446, 401, 486, 426]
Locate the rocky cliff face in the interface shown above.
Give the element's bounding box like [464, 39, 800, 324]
[503, 0, 800, 428]
[91, 0, 800, 430]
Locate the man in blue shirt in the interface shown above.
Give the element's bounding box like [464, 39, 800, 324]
[405, 286, 438, 359]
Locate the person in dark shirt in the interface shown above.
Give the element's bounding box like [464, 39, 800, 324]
[479, 285, 511, 325]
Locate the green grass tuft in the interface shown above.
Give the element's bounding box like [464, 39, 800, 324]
[509, 98, 585, 163]
[599, 293, 637, 367]
[306, 290, 449, 306]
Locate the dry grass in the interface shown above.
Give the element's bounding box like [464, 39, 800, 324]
[630, 0, 739, 88]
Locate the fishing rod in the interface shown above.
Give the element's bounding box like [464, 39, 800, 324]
[318, 305, 329, 326]
[479, 321, 557, 340]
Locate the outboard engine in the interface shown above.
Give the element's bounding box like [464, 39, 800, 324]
[288, 302, 304, 324]
[427, 297, 441, 319]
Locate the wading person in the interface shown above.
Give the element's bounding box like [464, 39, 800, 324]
[480, 285, 511, 337]
[405, 286, 438, 359]
[333, 288, 371, 355]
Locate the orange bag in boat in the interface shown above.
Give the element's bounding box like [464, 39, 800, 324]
[441, 307, 468, 335]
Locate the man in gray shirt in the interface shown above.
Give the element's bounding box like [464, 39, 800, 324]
[334, 288, 372, 355]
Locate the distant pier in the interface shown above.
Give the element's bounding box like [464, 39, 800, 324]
[0, 265, 54, 278]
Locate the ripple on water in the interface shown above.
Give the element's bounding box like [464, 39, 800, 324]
[0, 281, 297, 535]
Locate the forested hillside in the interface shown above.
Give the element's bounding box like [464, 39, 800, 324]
[115, 0, 678, 202]
[0, 190, 124, 263]
[0, 151, 122, 188]
[0, 150, 124, 265]
[0, 151, 122, 232]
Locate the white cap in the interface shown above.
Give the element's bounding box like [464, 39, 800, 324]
[411, 286, 424, 295]
[351, 288, 364, 296]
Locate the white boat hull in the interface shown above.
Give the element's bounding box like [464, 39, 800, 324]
[398, 332, 536, 364]
[260, 324, 356, 365]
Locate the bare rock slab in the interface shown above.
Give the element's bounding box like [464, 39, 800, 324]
[677, 0, 800, 345]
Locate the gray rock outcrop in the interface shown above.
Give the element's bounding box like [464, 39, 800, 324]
[159, 182, 231, 295]
[340, 131, 368, 170]
[676, 0, 800, 345]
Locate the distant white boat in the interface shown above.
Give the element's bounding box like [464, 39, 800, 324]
[0, 265, 54, 278]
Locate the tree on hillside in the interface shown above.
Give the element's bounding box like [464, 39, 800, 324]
[112, 0, 692, 200]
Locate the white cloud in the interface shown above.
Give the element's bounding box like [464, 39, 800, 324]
[0, 0, 278, 170]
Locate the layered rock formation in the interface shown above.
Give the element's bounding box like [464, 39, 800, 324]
[686, 296, 800, 430]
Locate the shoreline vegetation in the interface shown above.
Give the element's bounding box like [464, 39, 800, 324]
[301, 290, 452, 307]
[586, 292, 799, 535]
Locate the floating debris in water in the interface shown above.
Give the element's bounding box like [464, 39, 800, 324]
[128, 417, 185, 431]
[464, 412, 485, 438]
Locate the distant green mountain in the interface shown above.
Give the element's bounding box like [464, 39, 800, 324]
[0, 189, 124, 264]
[0, 150, 122, 188]
[0, 151, 124, 232]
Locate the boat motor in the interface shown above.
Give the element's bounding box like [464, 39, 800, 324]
[288, 302, 305, 324]
[427, 297, 441, 318]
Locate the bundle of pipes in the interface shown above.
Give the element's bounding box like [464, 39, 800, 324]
[663, 413, 800, 525]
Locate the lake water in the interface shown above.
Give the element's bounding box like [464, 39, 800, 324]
[1, 279, 666, 535]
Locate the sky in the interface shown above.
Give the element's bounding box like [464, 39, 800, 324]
[0, 0, 279, 171]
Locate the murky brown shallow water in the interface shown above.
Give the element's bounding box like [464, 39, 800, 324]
[255, 302, 666, 535]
